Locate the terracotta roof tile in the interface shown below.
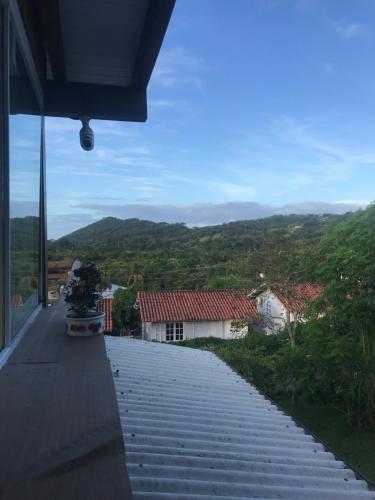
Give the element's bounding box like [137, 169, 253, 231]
[274, 282, 323, 312]
[137, 290, 257, 323]
[99, 298, 113, 332]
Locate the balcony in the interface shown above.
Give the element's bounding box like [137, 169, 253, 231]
[0, 301, 133, 500]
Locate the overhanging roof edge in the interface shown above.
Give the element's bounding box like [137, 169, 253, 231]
[44, 81, 147, 122]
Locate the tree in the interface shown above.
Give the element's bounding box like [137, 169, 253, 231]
[204, 274, 245, 290]
[112, 285, 140, 336]
[305, 204, 375, 428]
[248, 230, 305, 347]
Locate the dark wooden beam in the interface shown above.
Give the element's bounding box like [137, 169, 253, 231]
[131, 0, 176, 87]
[33, 0, 65, 81]
[17, 0, 47, 80]
[44, 81, 147, 121]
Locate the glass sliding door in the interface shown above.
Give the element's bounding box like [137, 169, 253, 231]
[9, 24, 41, 338]
[0, 7, 4, 350]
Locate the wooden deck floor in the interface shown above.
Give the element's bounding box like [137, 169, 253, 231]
[0, 302, 132, 500]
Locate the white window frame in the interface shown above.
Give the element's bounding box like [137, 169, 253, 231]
[165, 322, 174, 341]
[165, 322, 184, 341]
[175, 322, 183, 341]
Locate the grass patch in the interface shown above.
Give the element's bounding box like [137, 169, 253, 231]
[275, 397, 375, 483]
[177, 336, 375, 484]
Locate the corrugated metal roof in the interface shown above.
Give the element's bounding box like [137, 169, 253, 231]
[137, 290, 257, 323]
[105, 337, 375, 499]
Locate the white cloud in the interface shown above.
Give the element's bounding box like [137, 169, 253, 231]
[148, 99, 178, 110]
[332, 199, 370, 206]
[210, 181, 256, 199]
[151, 47, 204, 89]
[272, 115, 375, 169]
[335, 22, 367, 39]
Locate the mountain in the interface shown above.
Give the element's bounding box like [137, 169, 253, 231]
[48, 213, 348, 289]
[55, 217, 189, 249]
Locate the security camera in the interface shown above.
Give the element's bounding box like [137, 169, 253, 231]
[79, 116, 94, 151]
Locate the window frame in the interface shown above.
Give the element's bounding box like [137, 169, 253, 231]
[165, 322, 174, 341]
[175, 322, 183, 341]
[0, 0, 45, 357]
[165, 322, 184, 341]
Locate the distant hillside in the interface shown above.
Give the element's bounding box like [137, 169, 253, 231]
[48, 213, 348, 289]
[52, 213, 344, 249]
[55, 217, 190, 249]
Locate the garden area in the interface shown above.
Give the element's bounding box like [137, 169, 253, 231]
[176, 333, 375, 483]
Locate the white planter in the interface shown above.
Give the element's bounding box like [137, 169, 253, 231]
[65, 312, 105, 337]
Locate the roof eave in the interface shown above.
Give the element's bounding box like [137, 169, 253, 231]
[18, 0, 176, 122]
[44, 81, 147, 121]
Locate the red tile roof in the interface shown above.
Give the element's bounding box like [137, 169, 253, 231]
[137, 290, 257, 323]
[99, 298, 113, 332]
[273, 282, 323, 312]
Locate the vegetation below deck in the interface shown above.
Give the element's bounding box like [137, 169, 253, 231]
[175, 335, 375, 484]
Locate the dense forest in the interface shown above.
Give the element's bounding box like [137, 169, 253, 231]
[48, 213, 347, 290]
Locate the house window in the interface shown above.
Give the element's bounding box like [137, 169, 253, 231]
[166, 323, 174, 341]
[175, 322, 183, 341]
[165, 322, 184, 341]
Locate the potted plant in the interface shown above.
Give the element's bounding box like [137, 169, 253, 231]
[64, 263, 105, 336]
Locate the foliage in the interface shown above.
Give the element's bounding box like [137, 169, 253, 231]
[301, 205, 375, 429]
[172, 336, 227, 349]
[64, 263, 101, 317]
[51, 208, 375, 429]
[180, 332, 375, 481]
[48, 214, 340, 290]
[276, 397, 375, 483]
[10, 216, 39, 299]
[204, 274, 245, 289]
[112, 285, 140, 335]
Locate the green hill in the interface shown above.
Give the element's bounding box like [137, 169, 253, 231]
[49, 213, 348, 289]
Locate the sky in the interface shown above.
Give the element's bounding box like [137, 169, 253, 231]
[44, 0, 375, 239]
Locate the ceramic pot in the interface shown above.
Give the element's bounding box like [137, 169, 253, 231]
[65, 312, 105, 336]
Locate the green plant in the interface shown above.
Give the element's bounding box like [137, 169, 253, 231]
[65, 263, 101, 317]
[112, 285, 140, 335]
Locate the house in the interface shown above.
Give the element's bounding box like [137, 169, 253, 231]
[101, 283, 126, 299]
[137, 290, 257, 342]
[254, 282, 323, 334]
[48, 260, 78, 305]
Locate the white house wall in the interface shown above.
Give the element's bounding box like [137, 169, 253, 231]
[256, 290, 286, 334]
[142, 319, 247, 342]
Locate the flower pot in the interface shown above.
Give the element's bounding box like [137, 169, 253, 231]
[65, 312, 105, 337]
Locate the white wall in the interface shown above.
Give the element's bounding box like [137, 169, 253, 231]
[256, 290, 286, 334]
[142, 319, 248, 342]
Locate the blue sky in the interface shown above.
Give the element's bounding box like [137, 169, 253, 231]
[45, 0, 375, 238]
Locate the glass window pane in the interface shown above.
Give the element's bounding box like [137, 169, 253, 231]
[175, 322, 183, 341]
[166, 323, 174, 341]
[0, 9, 3, 351]
[9, 30, 41, 338]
